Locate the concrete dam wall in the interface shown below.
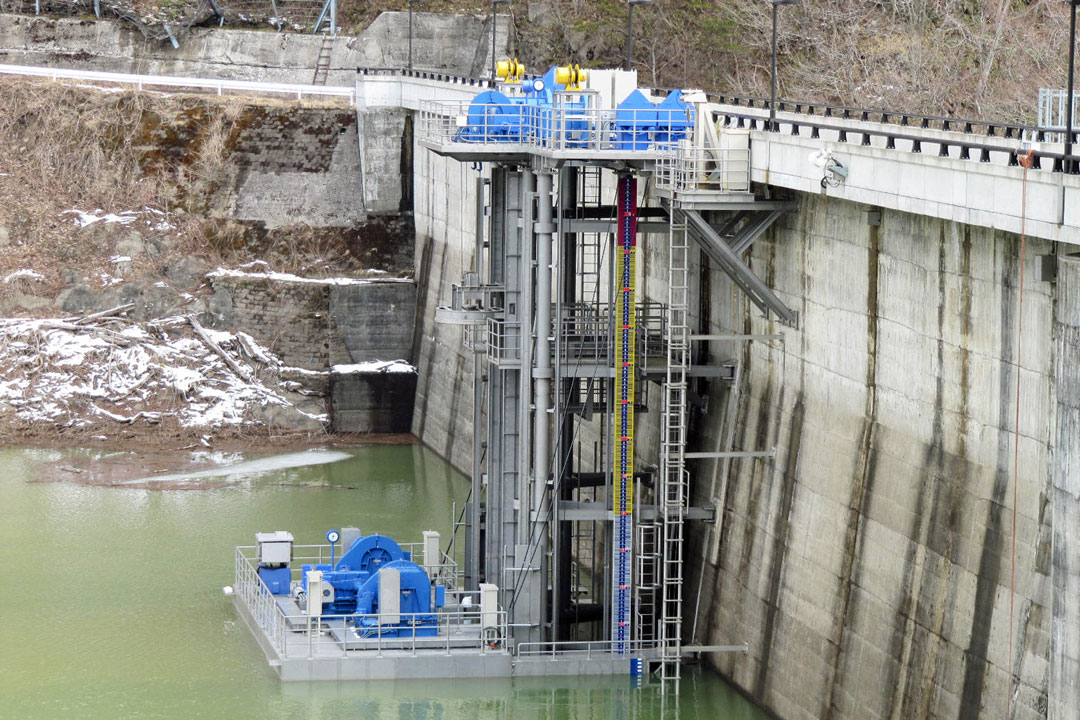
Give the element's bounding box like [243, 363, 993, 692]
[683, 196, 1060, 720]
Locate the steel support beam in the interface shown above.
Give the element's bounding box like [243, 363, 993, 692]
[681, 208, 799, 326]
[684, 450, 776, 459]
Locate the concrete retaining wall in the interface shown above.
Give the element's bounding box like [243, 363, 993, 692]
[0, 11, 509, 85]
[227, 106, 365, 229]
[139, 99, 415, 270]
[331, 371, 417, 433]
[207, 274, 415, 370]
[208, 273, 417, 433]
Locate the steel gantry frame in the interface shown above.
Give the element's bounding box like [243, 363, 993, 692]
[431, 97, 793, 691]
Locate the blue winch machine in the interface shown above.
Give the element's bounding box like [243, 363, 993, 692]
[254, 529, 447, 638]
[301, 532, 446, 638]
[458, 61, 694, 151]
[458, 65, 585, 145]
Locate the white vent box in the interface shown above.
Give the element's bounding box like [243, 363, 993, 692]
[255, 531, 294, 565]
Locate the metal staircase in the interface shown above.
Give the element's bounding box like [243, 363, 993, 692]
[659, 208, 691, 691]
[311, 34, 334, 86]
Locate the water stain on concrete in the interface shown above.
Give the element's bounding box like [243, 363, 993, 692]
[901, 222, 968, 719]
[959, 230, 1016, 719]
[822, 209, 881, 719]
[754, 394, 804, 699]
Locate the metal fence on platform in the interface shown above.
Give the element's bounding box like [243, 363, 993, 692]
[233, 546, 507, 661]
[516, 639, 658, 659]
[654, 144, 751, 194]
[419, 100, 690, 155]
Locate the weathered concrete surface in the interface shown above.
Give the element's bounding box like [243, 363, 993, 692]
[227, 106, 365, 228]
[0, 11, 510, 85]
[1051, 256, 1080, 720]
[688, 194, 1055, 720]
[409, 128, 480, 471]
[357, 107, 411, 216]
[330, 280, 415, 363]
[330, 371, 417, 433]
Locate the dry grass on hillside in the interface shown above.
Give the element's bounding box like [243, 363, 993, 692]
[0, 79, 364, 308]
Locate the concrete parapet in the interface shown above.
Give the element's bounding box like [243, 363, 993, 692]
[751, 127, 1080, 245]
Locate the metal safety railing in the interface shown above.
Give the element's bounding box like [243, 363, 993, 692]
[0, 64, 356, 105]
[516, 639, 659, 659]
[558, 303, 613, 362]
[487, 318, 522, 365]
[233, 547, 507, 660]
[655, 144, 751, 194]
[720, 109, 1080, 174]
[237, 543, 461, 589]
[557, 302, 667, 366]
[1037, 88, 1078, 143]
[419, 100, 693, 155]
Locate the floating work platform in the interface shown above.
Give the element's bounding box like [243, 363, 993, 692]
[232, 541, 656, 682]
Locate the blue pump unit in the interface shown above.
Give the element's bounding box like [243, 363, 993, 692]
[301, 533, 445, 638]
[459, 66, 585, 144]
[654, 90, 695, 144]
[459, 69, 693, 152]
[614, 89, 657, 151]
[614, 88, 693, 150]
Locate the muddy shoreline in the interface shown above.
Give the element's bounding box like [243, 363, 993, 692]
[10, 429, 419, 490]
[1, 426, 416, 453]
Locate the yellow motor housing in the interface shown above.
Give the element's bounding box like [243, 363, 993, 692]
[496, 58, 525, 83]
[554, 64, 587, 91]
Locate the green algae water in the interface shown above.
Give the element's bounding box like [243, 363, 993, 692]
[0, 445, 768, 720]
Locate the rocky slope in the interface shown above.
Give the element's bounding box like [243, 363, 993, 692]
[0, 78, 402, 441]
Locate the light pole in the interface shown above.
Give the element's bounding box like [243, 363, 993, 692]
[1067, 0, 1079, 171]
[626, 0, 651, 72]
[770, 0, 799, 132]
[492, 0, 510, 81]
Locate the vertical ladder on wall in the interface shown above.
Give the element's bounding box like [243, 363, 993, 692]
[312, 34, 334, 86]
[659, 207, 690, 691]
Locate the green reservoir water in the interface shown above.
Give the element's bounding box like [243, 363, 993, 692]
[0, 445, 768, 720]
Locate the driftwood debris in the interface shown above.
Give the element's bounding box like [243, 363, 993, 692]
[31, 319, 134, 347]
[69, 303, 137, 326]
[186, 315, 254, 382]
[90, 404, 162, 424]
